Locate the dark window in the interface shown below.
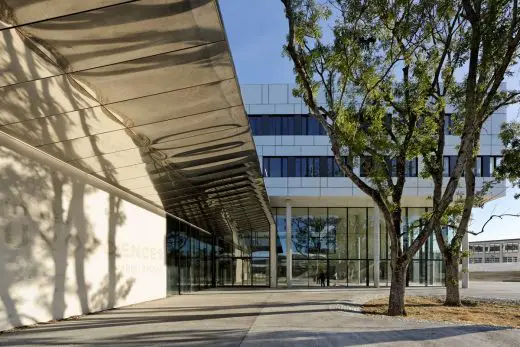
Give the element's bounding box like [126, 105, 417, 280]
[262, 157, 288, 177]
[443, 156, 450, 177]
[248, 114, 325, 136]
[328, 157, 343, 177]
[282, 116, 294, 135]
[444, 114, 453, 135]
[482, 156, 491, 177]
[405, 158, 418, 177]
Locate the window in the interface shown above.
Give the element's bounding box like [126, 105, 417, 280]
[248, 114, 326, 136]
[504, 257, 518, 263]
[444, 156, 503, 177]
[504, 243, 519, 253]
[327, 157, 343, 177]
[485, 257, 500, 263]
[262, 157, 288, 177]
[379, 158, 418, 178]
[489, 244, 500, 253]
[470, 257, 483, 264]
[444, 114, 454, 135]
[405, 158, 418, 177]
[471, 245, 484, 253]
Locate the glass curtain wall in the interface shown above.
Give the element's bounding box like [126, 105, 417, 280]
[166, 215, 270, 295]
[272, 207, 445, 287]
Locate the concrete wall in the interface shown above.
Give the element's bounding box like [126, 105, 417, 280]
[0, 145, 166, 331]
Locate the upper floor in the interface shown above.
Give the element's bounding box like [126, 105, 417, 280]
[241, 84, 507, 203]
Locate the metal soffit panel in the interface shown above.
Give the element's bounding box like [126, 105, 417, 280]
[0, 0, 272, 237]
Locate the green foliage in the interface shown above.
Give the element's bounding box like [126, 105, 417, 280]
[495, 121, 520, 198]
[282, 0, 520, 262]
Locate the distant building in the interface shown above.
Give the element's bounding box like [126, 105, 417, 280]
[469, 239, 520, 264]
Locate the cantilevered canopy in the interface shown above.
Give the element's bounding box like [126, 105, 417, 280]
[0, 0, 272, 238]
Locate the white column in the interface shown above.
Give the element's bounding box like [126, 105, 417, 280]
[373, 205, 381, 288]
[462, 232, 469, 288]
[269, 223, 277, 288]
[286, 199, 293, 287]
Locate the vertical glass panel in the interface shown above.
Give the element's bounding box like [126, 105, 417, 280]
[482, 156, 491, 177]
[301, 115, 308, 135]
[308, 117, 319, 135]
[329, 259, 348, 286]
[328, 208, 347, 258]
[408, 208, 424, 259]
[379, 260, 390, 286]
[276, 208, 287, 286]
[252, 258, 269, 286]
[295, 157, 303, 177]
[475, 156, 482, 177]
[294, 115, 302, 135]
[292, 208, 309, 259]
[166, 217, 180, 295]
[270, 157, 282, 177]
[494, 156, 502, 172]
[443, 156, 450, 177]
[262, 157, 269, 177]
[348, 208, 367, 260]
[308, 208, 328, 260]
[308, 260, 327, 286]
[449, 156, 457, 176]
[347, 260, 367, 286]
[292, 259, 309, 286]
[283, 116, 294, 135]
[367, 208, 374, 260]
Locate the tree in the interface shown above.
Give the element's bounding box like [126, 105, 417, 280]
[419, 1, 520, 306]
[281, 0, 520, 314]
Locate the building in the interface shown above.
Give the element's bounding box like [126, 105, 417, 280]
[241, 83, 507, 288]
[469, 239, 520, 264]
[0, 1, 508, 332]
[0, 1, 274, 331]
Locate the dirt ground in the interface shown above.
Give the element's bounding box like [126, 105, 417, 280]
[363, 296, 520, 328]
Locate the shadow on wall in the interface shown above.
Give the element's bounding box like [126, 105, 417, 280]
[0, 0, 225, 330]
[0, 145, 135, 330]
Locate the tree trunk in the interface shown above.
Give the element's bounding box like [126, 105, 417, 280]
[388, 260, 408, 316]
[444, 254, 461, 306]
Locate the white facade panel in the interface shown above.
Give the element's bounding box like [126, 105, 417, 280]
[301, 177, 321, 187]
[294, 136, 314, 146]
[281, 136, 295, 146]
[262, 145, 275, 156]
[275, 104, 295, 114]
[288, 84, 302, 104]
[241, 84, 262, 104]
[328, 177, 353, 188]
[268, 84, 289, 104]
[300, 146, 328, 156]
[267, 187, 289, 196]
[275, 146, 300, 156]
[288, 187, 320, 196]
[313, 136, 331, 146]
[265, 177, 288, 188]
[288, 177, 302, 187]
[321, 188, 352, 196]
[249, 104, 275, 114]
[253, 136, 276, 146]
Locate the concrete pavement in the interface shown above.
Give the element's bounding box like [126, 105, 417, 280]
[0, 283, 519, 346]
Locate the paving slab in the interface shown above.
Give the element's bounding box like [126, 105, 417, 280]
[0, 283, 519, 346]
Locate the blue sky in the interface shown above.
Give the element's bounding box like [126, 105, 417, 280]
[219, 0, 520, 242]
